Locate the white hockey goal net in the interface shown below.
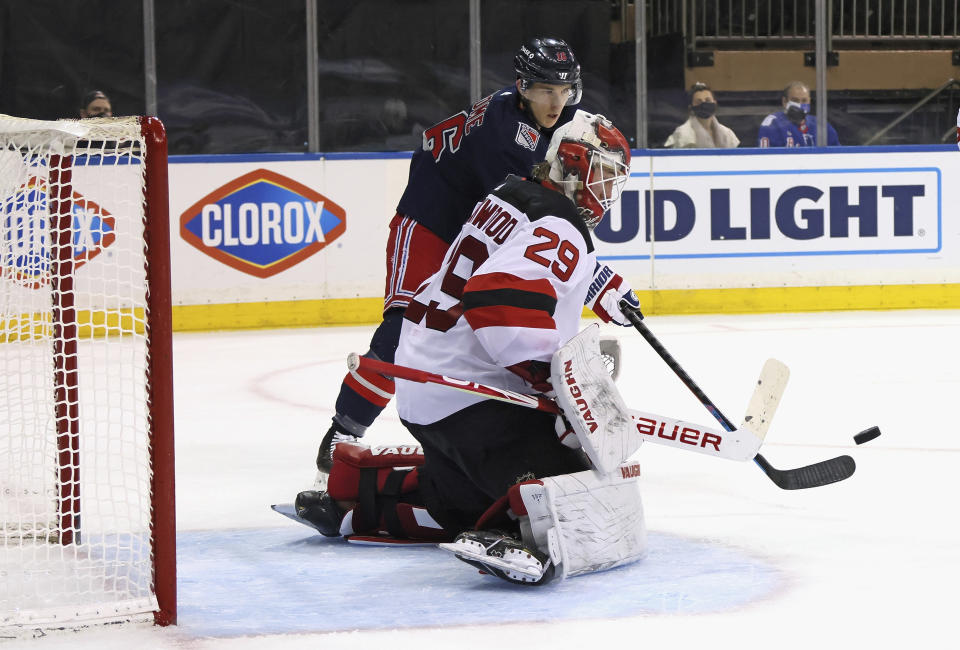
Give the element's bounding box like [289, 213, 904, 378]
[0, 115, 175, 631]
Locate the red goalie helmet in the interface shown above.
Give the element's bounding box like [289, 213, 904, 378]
[542, 111, 631, 228]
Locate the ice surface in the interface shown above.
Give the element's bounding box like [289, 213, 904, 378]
[5, 310, 959, 649]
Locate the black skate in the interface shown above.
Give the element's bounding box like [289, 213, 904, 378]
[292, 490, 344, 537]
[316, 423, 361, 474]
[439, 530, 555, 586]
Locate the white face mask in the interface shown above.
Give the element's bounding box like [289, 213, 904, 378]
[584, 150, 628, 216]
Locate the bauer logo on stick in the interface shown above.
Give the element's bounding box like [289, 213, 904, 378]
[0, 176, 116, 289]
[179, 168, 346, 278]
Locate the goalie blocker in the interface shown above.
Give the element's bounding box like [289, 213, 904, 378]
[550, 325, 781, 471]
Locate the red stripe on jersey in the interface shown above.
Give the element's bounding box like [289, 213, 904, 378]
[383, 213, 450, 312]
[465, 272, 557, 299]
[464, 304, 556, 331]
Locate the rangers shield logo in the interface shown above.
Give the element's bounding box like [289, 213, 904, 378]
[515, 123, 540, 151]
[1, 176, 116, 289]
[179, 169, 346, 278]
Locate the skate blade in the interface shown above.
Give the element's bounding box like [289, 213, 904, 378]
[271, 503, 330, 535]
[346, 535, 438, 547]
[438, 541, 543, 578]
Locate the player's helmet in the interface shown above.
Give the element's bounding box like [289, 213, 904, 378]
[542, 110, 631, 229]
[515, 37, 582, 105]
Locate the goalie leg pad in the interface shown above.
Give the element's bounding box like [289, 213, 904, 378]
[512, 468, 646, 579]
[552, 325, 639, 472]
[327, 444, 450, 541]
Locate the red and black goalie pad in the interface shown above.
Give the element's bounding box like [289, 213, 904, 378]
[462, 272, 558, 332]
[327, 444, 451, 541]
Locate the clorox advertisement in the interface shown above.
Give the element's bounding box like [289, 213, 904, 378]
[1, 176, 116, 289]
[179, 169, 346, 279]
[168, 158, 408, 307]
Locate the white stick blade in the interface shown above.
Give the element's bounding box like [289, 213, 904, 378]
[740, 358, 790, 442]
[346, 352, 360, 371]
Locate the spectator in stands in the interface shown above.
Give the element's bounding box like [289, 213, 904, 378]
[79, 90, 112, 118]
[380, 97, 425, 150]
[664, 82, 740, 148]
[955, 106, 959, 150]
[758, 81, 838, 147]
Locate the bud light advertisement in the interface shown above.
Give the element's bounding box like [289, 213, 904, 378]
[596, 166, 940, 260]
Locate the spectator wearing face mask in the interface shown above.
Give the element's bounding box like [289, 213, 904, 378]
[758, 81, 839, 147]
[664, 82, 740, 148]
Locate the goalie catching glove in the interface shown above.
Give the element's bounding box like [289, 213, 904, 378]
[585, 262, 641, 326]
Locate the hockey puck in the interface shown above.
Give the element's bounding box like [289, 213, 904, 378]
[853, 426, 881, 445]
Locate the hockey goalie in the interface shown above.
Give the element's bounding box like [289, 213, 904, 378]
[294, 111, 646, 584]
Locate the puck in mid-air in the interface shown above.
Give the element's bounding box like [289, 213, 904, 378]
[854, 426, 881, 445]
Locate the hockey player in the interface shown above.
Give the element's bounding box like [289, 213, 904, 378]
[313, 37, 640, 482]
[296, 111, 646, 585]
[757, 81, 839, 147]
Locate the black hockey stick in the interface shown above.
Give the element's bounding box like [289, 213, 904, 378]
[618, 303, 855, 490]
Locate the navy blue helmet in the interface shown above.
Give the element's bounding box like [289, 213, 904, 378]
[514, 37, 582, 105]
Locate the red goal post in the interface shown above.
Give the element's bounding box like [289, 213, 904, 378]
[0, 115, 175, 631]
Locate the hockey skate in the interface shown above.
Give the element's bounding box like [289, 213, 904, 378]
[317, 423, 362, 474]
[290, 490, 344, 537]
[439, 530, 555, 586]
[313, 423, 365, 490]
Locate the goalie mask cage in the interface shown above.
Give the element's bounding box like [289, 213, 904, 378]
[0, 116, 175, 631]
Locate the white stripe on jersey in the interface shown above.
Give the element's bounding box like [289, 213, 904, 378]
[388, 216, 415, 299]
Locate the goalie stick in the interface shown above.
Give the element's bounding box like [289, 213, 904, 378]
[617, 304, 856, 490]
[348, 353, 766, 463]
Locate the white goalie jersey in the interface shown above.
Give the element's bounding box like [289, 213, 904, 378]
[395, 175, 596, 425]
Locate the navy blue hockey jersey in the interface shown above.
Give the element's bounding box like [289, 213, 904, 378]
[757, 111, 839, 148]
[396, 86, 577, 244]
